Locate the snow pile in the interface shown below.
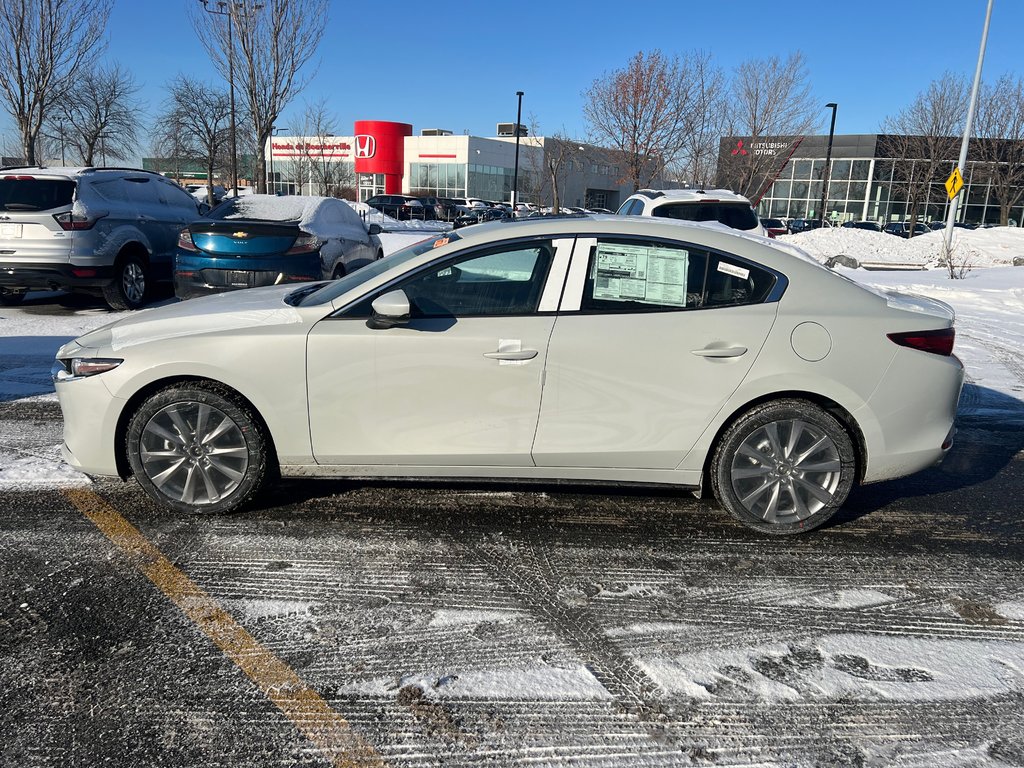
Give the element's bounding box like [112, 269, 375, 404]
[227, 194, 369, 241]
[780, 226, 1024, 268]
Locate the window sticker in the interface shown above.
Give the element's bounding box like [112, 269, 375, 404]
[591, 243, 688, 307]
[717, 262, 749, 280]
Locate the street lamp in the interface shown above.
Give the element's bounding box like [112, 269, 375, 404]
[198, 0, 241, 197]
[268, 126, 288, 194]
[818, 102, 838, 228]
[511, 91, 524, 211]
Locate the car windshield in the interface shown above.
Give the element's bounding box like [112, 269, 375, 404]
[298, 231, 462, 306]
[653, 201, 760, 230]
[0, 177, 75, 212]
[762, 219, 784, 228]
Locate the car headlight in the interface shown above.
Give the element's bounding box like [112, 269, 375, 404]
[52, 357, 123, 382]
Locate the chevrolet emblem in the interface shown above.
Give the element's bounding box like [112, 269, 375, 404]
[232, 231, 250, 238]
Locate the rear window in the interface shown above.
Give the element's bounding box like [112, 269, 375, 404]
[653, 201, 759, 231]
[762, 218, 784, 228]
[0, 177, 75, 212]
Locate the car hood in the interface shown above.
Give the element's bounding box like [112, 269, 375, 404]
[61, 285, 311, 356]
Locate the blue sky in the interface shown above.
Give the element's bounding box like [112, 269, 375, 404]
[58, 1, 1024, 145]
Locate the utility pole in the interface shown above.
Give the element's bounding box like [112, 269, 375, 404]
[199, 1, 238, 197]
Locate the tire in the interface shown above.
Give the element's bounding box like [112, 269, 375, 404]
[126, 382, 270, 514]
[711, 399, 856, 535]
[0, 290, 26, 306]
[103, 253, 148, 310]
[332, 263, 346, 279]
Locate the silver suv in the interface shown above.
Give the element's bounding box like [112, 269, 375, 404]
[0, 167, 207, 309]
[617, 188, 765, 236]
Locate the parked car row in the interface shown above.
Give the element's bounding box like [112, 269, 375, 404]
[0, 166, 386, 310]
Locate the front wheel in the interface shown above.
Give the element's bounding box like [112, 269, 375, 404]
[711, 399, 856, 535]
[126, 383, 270, 514]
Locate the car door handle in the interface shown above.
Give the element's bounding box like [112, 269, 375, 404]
[483, 349, 539, 361]
[690, 346, 748, 358]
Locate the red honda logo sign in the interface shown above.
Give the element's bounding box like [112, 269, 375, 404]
[354, 134, 376, 159]
[731, 140, 748, 156]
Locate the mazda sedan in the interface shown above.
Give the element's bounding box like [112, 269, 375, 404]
[53, 216, 963, 534]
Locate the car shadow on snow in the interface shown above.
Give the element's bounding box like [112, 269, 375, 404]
[832, 382, 1024, 535]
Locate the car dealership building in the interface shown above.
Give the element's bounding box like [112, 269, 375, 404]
[267, 120, 642, 210]
[718, 133, 1023, 227]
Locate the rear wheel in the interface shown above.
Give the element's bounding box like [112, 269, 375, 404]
[711, 399, 856, 535]
[332, 264, 346, 279]
[127, 383, 270, 514]
[103, 253, 148, 310]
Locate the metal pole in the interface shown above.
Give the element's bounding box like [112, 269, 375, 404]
[818, 103, 838, 228]
[227, 9, 238, 197]
[944, 0, 995, 252]
[511, 91, 524, 211]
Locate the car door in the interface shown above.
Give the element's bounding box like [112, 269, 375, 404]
[305, 236, 574, 466]
[532, 236, 781, 470]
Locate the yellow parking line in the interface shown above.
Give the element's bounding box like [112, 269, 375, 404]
[64, 488, 383, 768]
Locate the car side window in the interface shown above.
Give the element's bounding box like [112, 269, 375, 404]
[400, 242, 553, 318]
[578, 238, 775, 312]
[704, 254, 776, 307]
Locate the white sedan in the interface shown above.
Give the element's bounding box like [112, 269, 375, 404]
[52, 216, 964, 534]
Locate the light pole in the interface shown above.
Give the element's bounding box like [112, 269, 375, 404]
[199, 0, 239, 197]
[818, 102, 838, 228]
[269, 126, 288, 194]
[511, 91, 524, 210]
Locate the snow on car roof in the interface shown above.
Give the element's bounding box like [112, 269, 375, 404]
[223, 194, 369, 241]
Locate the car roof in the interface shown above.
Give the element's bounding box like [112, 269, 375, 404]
[0, 166, 166, 180]
[632, 188, 754, 205]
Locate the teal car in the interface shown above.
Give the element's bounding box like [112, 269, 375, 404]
[174, 195, 382, 300]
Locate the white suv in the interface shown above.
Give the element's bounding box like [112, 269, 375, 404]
[617, 188, 765, 236]
[0, 167, 207, 309]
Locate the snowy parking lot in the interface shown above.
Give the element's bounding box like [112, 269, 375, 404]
[1, 227, 1023, 766]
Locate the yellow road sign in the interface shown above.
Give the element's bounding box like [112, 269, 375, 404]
[945, 167, 964, 200]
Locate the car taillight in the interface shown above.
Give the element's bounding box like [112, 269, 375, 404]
[53, 211, 104, 231]
[285, 235, 320, 254]
[887, 328, 955, 356]
[178, 230, 198, 251]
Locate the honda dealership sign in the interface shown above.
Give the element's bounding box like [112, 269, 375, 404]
[354, 134, 376, 159]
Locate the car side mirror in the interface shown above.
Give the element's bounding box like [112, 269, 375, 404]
[367, 223, 382, 236]
[367, 289, 410, 329]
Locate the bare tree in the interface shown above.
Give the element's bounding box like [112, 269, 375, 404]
[719, 53, 818, 198]
[676, 51, 727, 189]
[583, 50, 693, 191]
[157, 77, 232, 206]
[289, 99, 354, 197]
[879, 73, 968, 233]
[45, 63, 141, 166]
[974, 74, 1024, 226]
[191, 0, 328, 194]
[0, 0, 110, 165]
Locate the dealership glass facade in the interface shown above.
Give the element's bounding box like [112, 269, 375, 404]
[408, 161, 536, 201]
[726, 134, 1024, 226]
